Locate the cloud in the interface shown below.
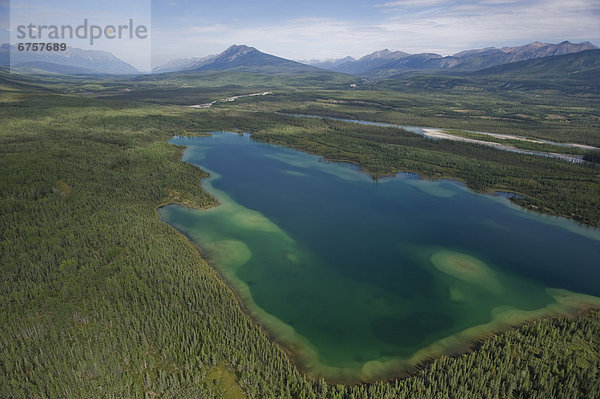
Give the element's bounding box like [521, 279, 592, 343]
[186, 24, 228, 34]
[7, 0, 152, 70]
[477, 0, 525, 4]
[150, 0, 599, 63]
[376, 0, 449, 8]
[374, 0, 599, 51]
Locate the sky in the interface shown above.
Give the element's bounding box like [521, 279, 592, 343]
[2, 0, 599, 70]
[4, 0, 152, 70]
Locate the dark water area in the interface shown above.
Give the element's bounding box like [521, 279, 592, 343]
[159, 132, 600, 382]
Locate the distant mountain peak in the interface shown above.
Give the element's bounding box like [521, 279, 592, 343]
[221, 44, 256, 57]
[223, 44, 255, 53]
[312, 40, 598, 78]
[178, 44, 320, 74]
[374, 49, 392, 56]
[1, 43, 139, 75]
[303, 56, 357, 70]
[152, 55, 215, 74]
[152, 40, 599, 77]
[529, 41, 547, 47]
[360, 49, 409, 61]
[226, 44, 253, 50]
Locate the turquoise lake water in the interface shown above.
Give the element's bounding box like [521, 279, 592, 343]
[158, 132, 600, 382]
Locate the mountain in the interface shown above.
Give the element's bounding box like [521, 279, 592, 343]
[152, 55, 215, 74]
[447, 41, 599, 72]
[155, 45, 322, 74]
[189, 45, 321, 74]
[304, 56, 356, 70]
[377, 49, 600, 95]
[316, 41, 598, 78]
[332, 49, 410, 75]
[9, 61, 101, 75]
[500, 41, 598, 59]
[0, 44, 139, 75]
[471, 49, 600, 80]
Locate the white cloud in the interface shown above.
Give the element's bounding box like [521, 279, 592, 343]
[8, 1, 152, 70]
[376, 0, 449, 8]
[153, 0, 600, 66]
[186, 24, 228, 34]
[151, 0, 599, 64]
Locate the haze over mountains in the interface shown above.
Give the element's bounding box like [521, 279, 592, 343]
[0, 44, 139, 75]
[470, 49, 600, 81]
[152, 41, 597, 80]
[1, 41, 597, 80]
[307, 41, 599, 78]
[153, 45, 320, 74]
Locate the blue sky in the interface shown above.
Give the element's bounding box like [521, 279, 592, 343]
[151, 0, 599, 64]
[2, 0, 599, 69]
[5, 0, 152, 69]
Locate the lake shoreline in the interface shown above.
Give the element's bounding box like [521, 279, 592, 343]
[279, 113, 595, 164]
[157, 133, 600, 383]
[159, 201, 600, 384]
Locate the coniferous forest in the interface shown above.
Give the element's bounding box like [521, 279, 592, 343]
[1, 67, 600, 398]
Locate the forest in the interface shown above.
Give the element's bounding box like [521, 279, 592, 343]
[1, 70, 599, 398]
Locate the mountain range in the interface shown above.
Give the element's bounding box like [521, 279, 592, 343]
[307, 41, 599, 78]
[0, 44, 139, 75]
[469, 48, 600, 90]
[373, 49, 600, 96]
[1, 41, 598, 80]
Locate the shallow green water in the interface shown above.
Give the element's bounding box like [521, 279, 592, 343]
[158, 132, 600, 382]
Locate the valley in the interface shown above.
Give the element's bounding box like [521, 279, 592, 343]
[1, 37, 600, 398]
[158, 132, 600, 383]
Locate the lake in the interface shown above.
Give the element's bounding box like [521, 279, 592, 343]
[158, 132, 600, 382]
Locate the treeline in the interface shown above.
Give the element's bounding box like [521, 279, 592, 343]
[584, 150, 600, 164]
[271, 86, 600, 147]
[442, 129, 587, 156]
[249, 114, 600, 227]
[1, 92, 599, 398]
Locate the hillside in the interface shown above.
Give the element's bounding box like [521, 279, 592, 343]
[375, 49, 600, 95]
[312, 41, 598, 78]
[0, 44, 139, 75]
[471, 49, 600, 80]
[154, 45, 322, 75]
